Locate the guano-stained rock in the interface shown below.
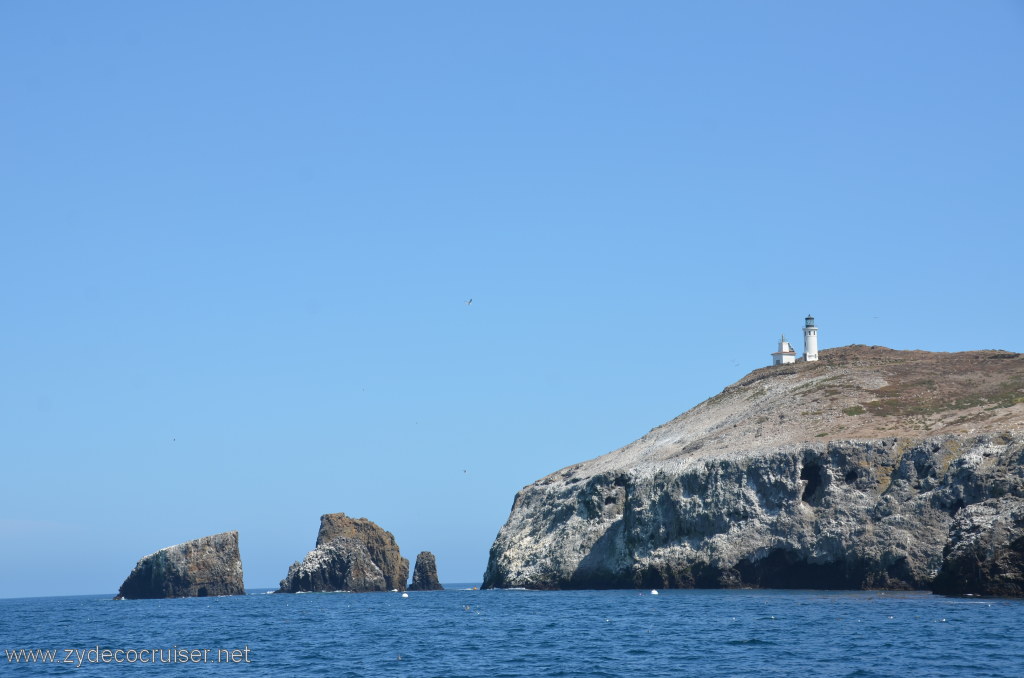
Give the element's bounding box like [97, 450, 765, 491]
[278, 513, 409, 593]
[483, 347, 1024, 592]
[278, 537, 387, 593]
[931, 497, 1024, 597]
[408, 551, 443, 591]
[115, 531, 244, 599]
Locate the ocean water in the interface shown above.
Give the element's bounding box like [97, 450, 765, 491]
[2, 587, 1022, 677]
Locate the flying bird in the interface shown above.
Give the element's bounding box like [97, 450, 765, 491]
[465, 298, 473, 306]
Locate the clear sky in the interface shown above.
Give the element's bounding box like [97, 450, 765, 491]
[1, 1, 1022, 598]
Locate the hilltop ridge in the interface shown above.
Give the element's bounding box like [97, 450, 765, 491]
[570, 345, 1024, 477]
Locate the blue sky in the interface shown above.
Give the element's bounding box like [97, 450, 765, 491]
[1, 1, 1022, 598]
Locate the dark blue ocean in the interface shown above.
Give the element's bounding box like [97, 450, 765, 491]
[3, 587, 1022, 677]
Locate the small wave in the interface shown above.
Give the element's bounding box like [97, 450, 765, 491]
[725, 638, 774, 646]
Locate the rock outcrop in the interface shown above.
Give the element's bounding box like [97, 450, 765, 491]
[278, 537, 387, 593]
[278, 513, 409, 593]
[931, 497, 1024, 596]
[483, 347, 1024, 592]
[408, 551, 443, 591]
[115, 531, 244, 599]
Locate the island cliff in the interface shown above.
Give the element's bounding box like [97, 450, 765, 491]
[483, 347, 1024, 593]
[115, 531, 244, 599]
[278, 513, 409, 593]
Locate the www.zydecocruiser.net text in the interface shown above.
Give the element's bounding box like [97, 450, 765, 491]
[5, 646, 252, 667]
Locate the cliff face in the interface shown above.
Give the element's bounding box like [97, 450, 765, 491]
[484, 347, 1024, 592]
[932, 497, 1024, 596]
[278, 513, 409, 593]
[115, 531, 244, 599]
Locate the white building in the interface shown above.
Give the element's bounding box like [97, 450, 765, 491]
[803, 315, 819, 362]
[771, 335, 797, 365]
[769, 315, 820, 365]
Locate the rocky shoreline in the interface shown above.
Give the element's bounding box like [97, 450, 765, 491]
[483, 433, 1023, 593]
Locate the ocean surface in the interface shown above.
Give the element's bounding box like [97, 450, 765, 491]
[2, 586, 1022, 677]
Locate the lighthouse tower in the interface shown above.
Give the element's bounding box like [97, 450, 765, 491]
[803, 315, 819, 362]
[771, 335, 797, 365]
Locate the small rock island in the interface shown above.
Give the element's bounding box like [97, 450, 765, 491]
[408, 551, 443, 591]
[115, 531, 244, 599]
[278, 513, 409, 593]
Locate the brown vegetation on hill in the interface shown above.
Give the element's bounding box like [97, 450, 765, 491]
[768, 345, 1024, 439]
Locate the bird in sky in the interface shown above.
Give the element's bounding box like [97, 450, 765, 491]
[465, 298, 472, 306]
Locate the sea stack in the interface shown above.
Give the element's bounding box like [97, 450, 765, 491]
[278, 513, 409, 593]
[115, 531, 244, 599]
[483, 347, 1024, 593]
[408, 551, 443, 591]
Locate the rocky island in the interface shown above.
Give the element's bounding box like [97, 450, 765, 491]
[483, 346, 1024, 595]
[115, 531, 244, 599]
[278, 513, 409, 593]
[408, 551, 443, 591]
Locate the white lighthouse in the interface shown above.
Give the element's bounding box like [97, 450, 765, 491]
[803, 314, 819, 362]
[771, 335, 797, 365]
